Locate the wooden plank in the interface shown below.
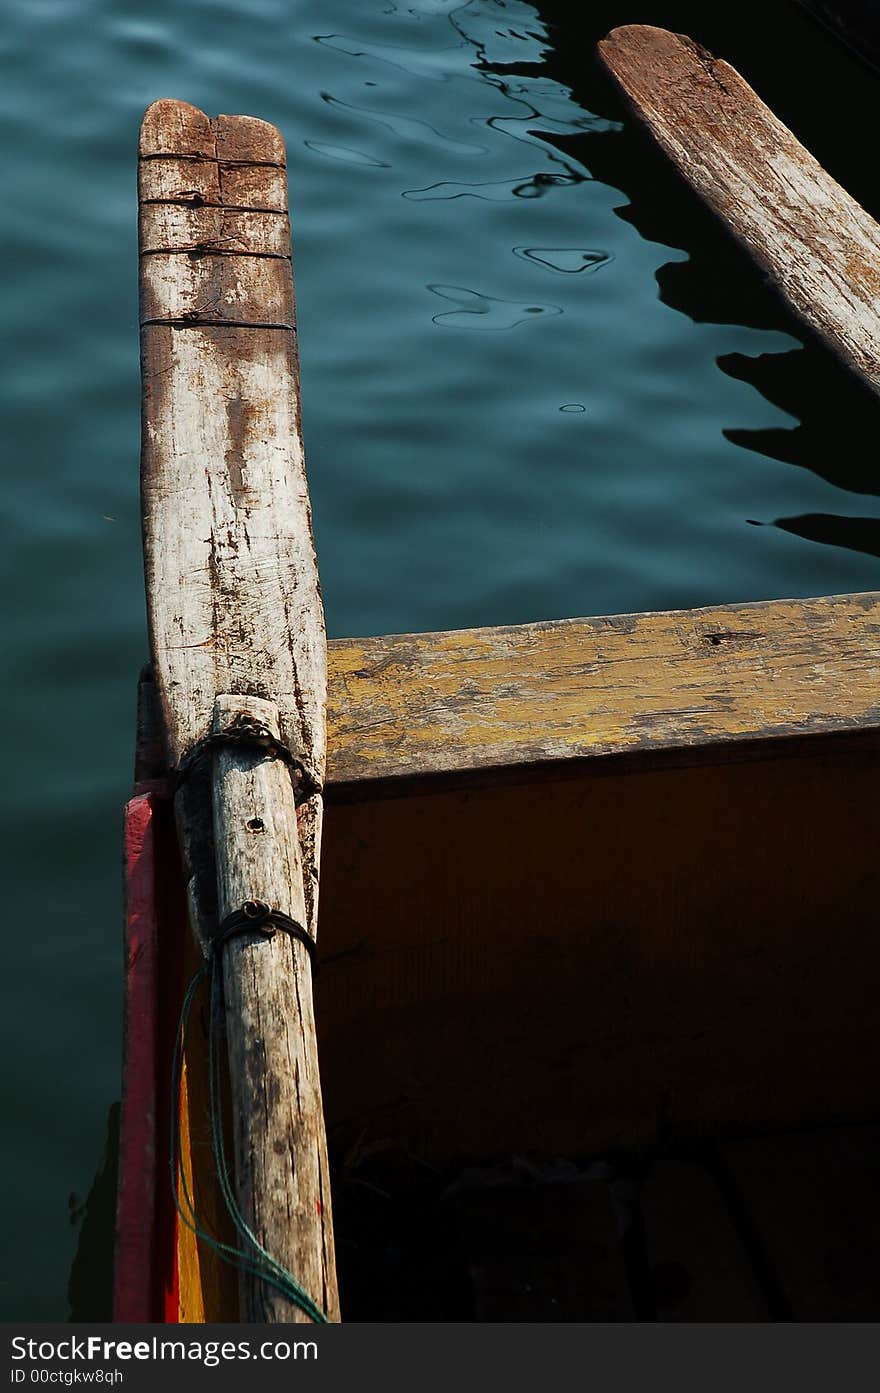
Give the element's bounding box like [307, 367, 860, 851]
[597, 25, 880, 394]
[139, 99, 335, 1321]
[720, 1125, 880, 1320]
[324, 593, 880, 793]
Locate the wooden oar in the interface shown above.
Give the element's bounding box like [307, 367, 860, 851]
[598, 25, 880, 396]
[138, 99, 339, 1322]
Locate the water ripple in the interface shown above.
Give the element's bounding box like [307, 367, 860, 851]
[486, 112, 617, 143]
[304, 139, 389, 167]
[315, 31, 465, 81]
[514, 246, 613, 275]
[320, 91, 487, 155]
[403, 169, 583, 201]
[427, 284, 561, 331]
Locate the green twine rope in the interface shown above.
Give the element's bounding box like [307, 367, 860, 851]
[169, 959, 329, 1324]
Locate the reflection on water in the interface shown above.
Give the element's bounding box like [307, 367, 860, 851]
[403, 169, 582, 200]
[313, 30, 473, 81]
[428, 283, 561, 330]
[768, 514, 880, 560]
[320, 91, 489, 155]
[305, 139, 390, 167]
[514, 246, 612, 273]
[720, 349, 880, 499]
[556, 103, 880, 535]
[3, 0, 880, 1319]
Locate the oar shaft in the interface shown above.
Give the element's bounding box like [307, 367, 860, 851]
[211, 695, 338, 1323]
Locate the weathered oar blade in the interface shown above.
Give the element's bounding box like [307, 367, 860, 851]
[139, 98, 326, 924]
[598, 25, 880, 395]
[139, 100, 338, 1322]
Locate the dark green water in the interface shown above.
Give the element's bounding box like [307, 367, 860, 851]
[2, 0, 879, 1319]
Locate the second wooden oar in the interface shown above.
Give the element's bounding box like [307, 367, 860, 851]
[139, 99, 338, 1322]
[598, 25, 880, 395]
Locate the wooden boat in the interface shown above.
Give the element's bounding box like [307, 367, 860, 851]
[118, 597, 880, 1321]
[114, 32, 880, 1322]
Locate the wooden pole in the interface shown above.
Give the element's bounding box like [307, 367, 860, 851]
[598, 26, 880, 396]
[138, 99, 339, 1321]
[212, 695, 337, 1322]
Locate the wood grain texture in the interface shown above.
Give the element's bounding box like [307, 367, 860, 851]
[212, 695, 338, 1323]
[324, 593, 880, 793]
[139, 100, 333, 1320]
[597, 25, 880, 392]
[139, 99, 325, 942]
[140, 204, 292, 256]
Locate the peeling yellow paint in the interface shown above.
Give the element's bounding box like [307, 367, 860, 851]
[326, 595, 880, 787]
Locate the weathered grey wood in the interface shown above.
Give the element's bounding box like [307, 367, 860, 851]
[140, 203, 291, 256]
[212, 695, 338, 1324]
[138, 100, 335, 1318]
[139, 98, 325, 939]
[598, 26, 880, 394]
